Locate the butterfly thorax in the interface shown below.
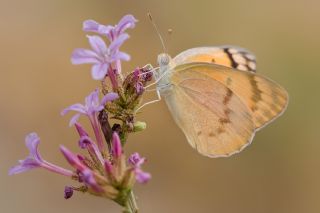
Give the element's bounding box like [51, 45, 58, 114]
[156, 53, 174, 95]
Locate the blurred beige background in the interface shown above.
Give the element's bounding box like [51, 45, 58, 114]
[1, 0, 319, 212]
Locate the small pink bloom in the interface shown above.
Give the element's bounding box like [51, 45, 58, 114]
[60, 146, 103, 192]
[9, 133, 73, 177]
[128, 153, 151, 183]
[78, 135, 104, 166]
[112, 132, 122, 159]
[83, 15, 137, 41]
[61, 89, 118, 126]
[71, 35, 130, 80]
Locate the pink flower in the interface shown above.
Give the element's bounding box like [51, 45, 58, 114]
[61, 89, 118, 126]
[112, 132, 122, 159]
[9, 133, 73, 177]
[83, 15, 137, 41]
[61, 89, 118, 152]
[78, 134, 105, 166]
[128, 153, 151, 183]
[60, 145, 103, 192]
[71, 35, 130, 80]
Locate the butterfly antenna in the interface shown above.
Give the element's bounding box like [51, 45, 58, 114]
[148, 12, 167, 53]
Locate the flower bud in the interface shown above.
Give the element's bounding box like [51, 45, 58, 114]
[133, 121, 147, 132]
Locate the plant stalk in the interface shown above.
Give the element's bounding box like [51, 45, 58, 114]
[125, 190, 138, 213]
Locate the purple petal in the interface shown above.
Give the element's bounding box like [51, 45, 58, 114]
[82, 169, 103, 192]
[69, 114, 81, 126]
[61, 104, 86, 115]
[8, 133, 43, 175]
[98, 25, 113, 36]
[114, 51, 130, 61]
[78, 136, 105, 165]
[25, 133, 42, 162]
[116, 14, 138, 35]
[100, 92, 119, 106]
[109, 33, 129, 52]
[85, 89, 99, 109]
[135, 169, 151, 183]
[128, 152, 146, 167]
[83, 20, 100, 32]
[83, 19, 113, 37]
[8, 161, 39, 175]
[78, 136, 91, 149]
[71, 48, 99, 64]
[91, 63, 109, 80]
[87, 35, 107, 56]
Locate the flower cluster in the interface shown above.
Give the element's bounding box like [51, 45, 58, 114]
[10, 14, 152, 212]
[71, 15, 137, 82]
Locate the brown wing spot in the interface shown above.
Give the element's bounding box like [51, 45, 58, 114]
[211, 58, 216, 62]
[217, 126, 225, 134]
[219, 118, 231, 124]
[248, 75, 262, 111]
[209, 132, 216, 137]
[218, 88, 233, 130]
[197, 131, 202, 136]
[223, 88, 233, 105]
[224, 108, 231, 115]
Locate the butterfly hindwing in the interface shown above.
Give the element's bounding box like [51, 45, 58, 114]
[173, 46, 257, 72]
[164, 65, 255, 157]
[173, 62, 288, 130]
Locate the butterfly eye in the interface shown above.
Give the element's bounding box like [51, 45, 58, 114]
[157, 53, 171, 66]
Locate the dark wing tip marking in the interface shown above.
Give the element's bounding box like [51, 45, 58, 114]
[223, 47, 257, 72]
[223, 48, 238, 69]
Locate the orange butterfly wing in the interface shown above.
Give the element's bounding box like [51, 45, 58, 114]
[173, 46, 257, 72]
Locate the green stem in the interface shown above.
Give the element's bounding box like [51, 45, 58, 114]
[125, 190, 138, 213]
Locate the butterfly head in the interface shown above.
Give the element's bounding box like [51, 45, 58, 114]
[157, 53, 172, 68]
[154, 53, 173, 91]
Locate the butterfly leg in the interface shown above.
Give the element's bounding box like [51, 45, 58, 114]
[135, 89, 161, 113]
[144, 70, 168, 89]
[145, 88, 157, 92]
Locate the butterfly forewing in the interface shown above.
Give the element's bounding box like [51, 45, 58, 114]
[173, 46, 257, 72]
[164, 66, 255, 157]
[173, 62, 288, 130]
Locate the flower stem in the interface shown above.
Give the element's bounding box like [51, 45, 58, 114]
[125, 190, 138, 213]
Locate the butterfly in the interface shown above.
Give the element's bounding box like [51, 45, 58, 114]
[149, 46, 288, 158]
